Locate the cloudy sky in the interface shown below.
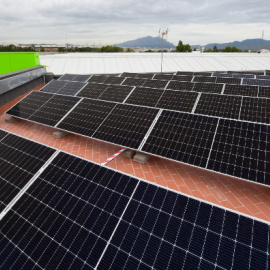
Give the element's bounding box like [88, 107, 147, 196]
[1, 0, 269, 46]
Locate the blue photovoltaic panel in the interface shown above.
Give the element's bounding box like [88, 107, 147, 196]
[256, 75, 270, 80]
[0, 143, 269, 270]
[142, 111, 218, 167]
[243, 78, 270, 87]
[207, 119, 270, 185]
[0, 132, 56, 212]
[239, 97, 270, 124]
[216, 77, 241, 85]
[212, 72, 233, 78]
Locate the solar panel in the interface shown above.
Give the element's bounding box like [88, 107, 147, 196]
[143, 79, 168, 89]
[193, 82, 223, 94]
[194, 72, 212, 76]
[212, 72, 232, 78]
[232, 74, 255, 79]
[136, 73, 154, 79]
[240, 97, 270, 124]
[0, 132, 55, 212]
[243, 78, 270, 86]
[193, 76, 216, 83]
[156, 90, 198, 112]
[24, 94, 80, 127]
[124, 87, 164, 108]
[176, 71, 194, 75]
[257, 75, 270, 80]
[121, 77, 146, 87]
[76, 83, 109, 99]
[6, 91, 53, 119]
[0, 129, 8, 141]
[120, 72, 138, 77]
[216, 77, 241, 85]
[195, 94, 242, 119]
[98, 85, 134, 103]
[58, 73, 77, 81]
[104, 76, 125, 85]
[167, 81, 194, 91]
[88, 75, 108, 83]
[93, 104, 159, 149]
[228, 70, 264, 75]
[153, 74, 174, 80]
[56, 99, 116, 137]
[224, 84, 258, 97]
[207, 119, 270, 185]
[142, 111, 218, 167]
[172, 75, 193, 82]
[1, 142, 268, 269]
[266, 70, 270, 75]
[57, 81, 87, 96]
[40, 80, 67, 94]
[258, 86, 270, 98]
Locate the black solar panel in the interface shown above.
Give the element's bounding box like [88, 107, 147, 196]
[153, 74, 174, 80]
[57, 81, 87, 96]
[193, 82, 223, 94]
[224, 84, 258, 97]
[121, 77, 146, 87]
[93, 104, 158, 149]
[6, 92, 53, 119]
[207, 119, 270, 185]
[143, 79, 168, 89]
[76, 83, 108, 99]
[58, 73, 76, 81]
[98, 85, 134, 103]
[167, 81, 194, 91]
[142, 111, 218, 167]
[136, 73, 154, 79]
[176, 71, 194, 75]
[243, 78, 270, 86]
[120, 72, 138, 77]
[172, 75, 193, 81]
[156, 90, 198, 112]
[104, 76, 125, 85]
[88, 75, 107, 83]
[40, 80, 67, 94]
[57, 99, 116, 137]
[0, 129, 8, 141]
[240, 97, 270, 124]
[258, 86, 270, 98]
[125, 87, 164, 108]
[266, 70, 270, 75]
[0, 136, 269, 269]
[26, 94, 80, 127]
[212, 72, 232, 78]
[216, 77, 241, 85]
[0, 133, 55, 212]
[228, 70, 264, 75]
[195, 93, 242, 119]
[193, 76, 216, 83]
[60, 74, 91, 82]
[0, 151, 138, 269]
[257, 75, 270, 80]
[194, 72, 212, 76]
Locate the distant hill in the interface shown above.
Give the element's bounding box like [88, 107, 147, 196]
[113, 36, 176, 49]
[192, 39, 270, 51]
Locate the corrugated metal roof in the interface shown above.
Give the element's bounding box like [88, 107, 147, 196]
[40, 52, 270, 75]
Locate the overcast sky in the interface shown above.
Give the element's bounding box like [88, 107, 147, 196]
[1, 0, 269, 46]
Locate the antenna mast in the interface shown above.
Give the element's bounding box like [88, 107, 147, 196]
[260, 30, 264, 50]
[159, 28, 168, 73]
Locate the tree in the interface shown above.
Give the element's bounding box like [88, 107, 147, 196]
[213, 45, 218, 52]
[126, 48, 134, 52]
[176, 40, 192, 52]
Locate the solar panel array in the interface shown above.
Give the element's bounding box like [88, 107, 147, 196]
[0, 130, 269, 270]
[58, 73, 92, 82]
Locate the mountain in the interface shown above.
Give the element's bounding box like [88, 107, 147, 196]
[192, 39, 270, 51]
[113, 36, 176, 48]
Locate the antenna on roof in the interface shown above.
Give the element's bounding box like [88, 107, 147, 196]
[159, 27, 169, 73]
[260, 30, 264, 50]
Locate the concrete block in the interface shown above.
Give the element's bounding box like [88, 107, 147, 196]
[53, 130, 69, 139]
[121, 149, 136, 159]
[5, 116, 21, 123]
[45, 72, 54, 83]
[133, 153, 151, 164]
